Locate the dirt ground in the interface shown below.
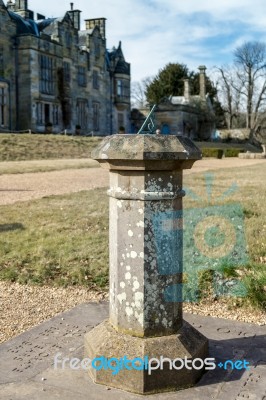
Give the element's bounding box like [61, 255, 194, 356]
[0, 158, 265, 205]
[0, 157, 265, 344]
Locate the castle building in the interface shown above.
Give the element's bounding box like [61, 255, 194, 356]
[0, 0, 131, 135]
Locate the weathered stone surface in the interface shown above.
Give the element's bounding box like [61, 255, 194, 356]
[92, 134, 202, 170]
[108, 168, 184, 337]
[96, 135, 202, 338]
[84, 320, 208, 394]
[84, 134, 207, 393]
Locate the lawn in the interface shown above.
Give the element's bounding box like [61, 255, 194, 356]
[183, 164, 266, 309]
[0, 189, 109, 289]
[0, 134, 260, 164]
[0, 134, 102, 161]
[0, 163, 265, 310]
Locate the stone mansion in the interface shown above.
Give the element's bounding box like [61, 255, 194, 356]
[0, 0, 131, 135]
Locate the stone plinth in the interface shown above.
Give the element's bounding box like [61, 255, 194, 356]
[84, 134, 208, 394]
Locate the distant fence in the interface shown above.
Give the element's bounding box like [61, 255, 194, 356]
[0, 129, 99, 137]
[0, 129, 33, 134]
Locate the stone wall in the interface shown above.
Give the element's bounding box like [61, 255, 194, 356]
[0, 0, 131, 135]
[0, 2, 17, 130]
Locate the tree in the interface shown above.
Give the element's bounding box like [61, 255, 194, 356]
[145, 63, 218, 105]
[145, 63, 190, 104]
[131, 77, 153, 108]
[233, 41, 266, 130]
[215, 65, 244, 129]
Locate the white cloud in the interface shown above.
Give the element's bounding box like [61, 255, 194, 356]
[10, 0, 266, 81]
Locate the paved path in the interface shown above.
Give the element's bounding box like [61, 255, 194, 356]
[0, 302, 265, 399]
[0, 158, 265, 205]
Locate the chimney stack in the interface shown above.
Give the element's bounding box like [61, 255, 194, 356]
[198, 65, 207, 99]
[68, 4, 81, 30]
[183, 79, 190, 101]
[85, 18, 106, 40]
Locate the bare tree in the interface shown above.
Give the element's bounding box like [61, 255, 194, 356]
[233, 41, 266, 130]
[131, 77, 153, 108]
[215, 66, 243, 129]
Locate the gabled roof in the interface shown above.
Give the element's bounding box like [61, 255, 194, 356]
[8, 9, 74, 38]
[37, 18, 56, 32]
[37, 13, 73, 35]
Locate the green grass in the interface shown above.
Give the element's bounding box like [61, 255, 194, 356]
[0, 163, 265, 309]
[0, 134, 102, 161]
[183, 163, 266, 309]
[0, 189, 109, 289]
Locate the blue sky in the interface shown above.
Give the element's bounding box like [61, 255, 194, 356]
[16, 0, 266, 82]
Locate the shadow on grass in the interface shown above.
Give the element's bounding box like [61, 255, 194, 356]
[0, 223, 25, 233]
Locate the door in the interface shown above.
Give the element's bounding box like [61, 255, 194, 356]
[44, 104, 50, 124]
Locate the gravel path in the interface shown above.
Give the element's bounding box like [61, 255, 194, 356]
[0, 282, 108, 344]
[0, 158, 265, 205]
[0, 167, 108, 205]
[0, 158, 265, 343]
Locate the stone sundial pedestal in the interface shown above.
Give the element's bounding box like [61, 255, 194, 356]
[84, 134, 208, 394]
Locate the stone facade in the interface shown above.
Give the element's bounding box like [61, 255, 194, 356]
[0, 0, 130, 135]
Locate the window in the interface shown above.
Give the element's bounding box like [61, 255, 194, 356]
[116, 79, 130, 99]
[93, 102, 100, 131]
[93, 70, 99, 89]
[94, 37, 100, 58]
[65, 32, 71, 48]
[36, 102, 43, 125]
[0, 47, 3, 76]
[117, 80, 122, 96]
[44, 103, 50, 124]
[78, 66, 86, 87]
[123, 80, 130, 98]
[0, 86, 6, 126]
[39, 55, 54, 94]
[76, 99, 88, 129]
[63, 61, 71, 84]
[52, 105, 59, 125]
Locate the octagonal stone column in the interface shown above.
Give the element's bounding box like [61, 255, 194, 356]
[84, 134, 208, 394]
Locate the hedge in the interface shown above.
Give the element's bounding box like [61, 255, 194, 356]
[201, 148, 244, 158]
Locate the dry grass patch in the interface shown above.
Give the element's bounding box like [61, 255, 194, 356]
[0, 134, 101, 161]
